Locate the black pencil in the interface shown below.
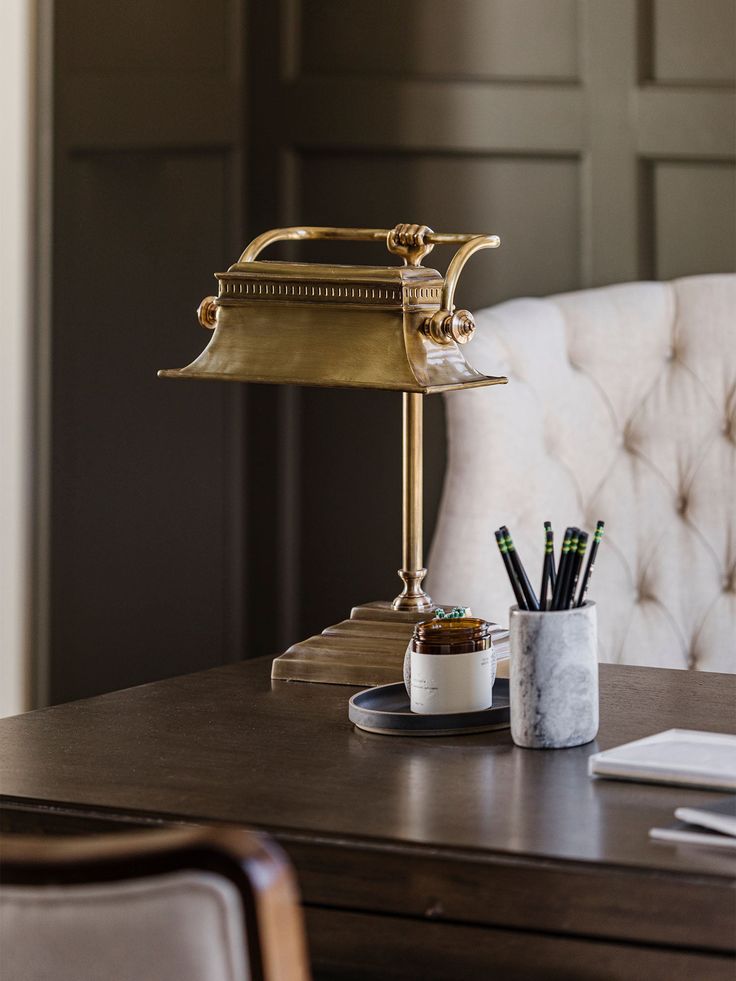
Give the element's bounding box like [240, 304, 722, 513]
[556, 526, 580, 610]
[502, 527, 540, 611]
[561, 528, 580, 609]
[559, 527, 579, 610]
[540, 523, 554, 610]
[495, 528, 526, 609]
[545, 521, 556, 595]
[551, 526, 575, 610]
[566, 530, 588, 609]
[576, 520, 605, 607]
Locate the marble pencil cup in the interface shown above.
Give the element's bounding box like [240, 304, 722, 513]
[509, 602, 598, 749]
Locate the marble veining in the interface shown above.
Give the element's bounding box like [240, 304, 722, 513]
[510, 602, 599, 749]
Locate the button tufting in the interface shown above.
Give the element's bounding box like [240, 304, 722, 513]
[431, 276, 736, 674]
[621, 420, 639, 452]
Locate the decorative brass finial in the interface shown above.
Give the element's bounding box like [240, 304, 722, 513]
[197, 296, 218, 329]
[423, 309, 476, 345]
[386, 223, 435, 267]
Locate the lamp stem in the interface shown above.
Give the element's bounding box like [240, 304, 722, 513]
[392, 392, 433, 611]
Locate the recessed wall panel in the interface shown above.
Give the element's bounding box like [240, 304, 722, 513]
[63, 0, 229, 74]
[652, 0, 736, 84]
[655, 161, 736, 280]
[50, 151, 236, 702]
[300, 0, 579, 81]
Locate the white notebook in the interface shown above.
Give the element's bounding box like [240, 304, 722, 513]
[675, 796, 736, 837]
[588, 729, 736, 790]
[649, 825, 736, 850]
[650, 796, 736, 850]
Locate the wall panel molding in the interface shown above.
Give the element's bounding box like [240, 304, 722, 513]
[63, 77, 239, 151]
[287, 78, 584, 154]
[637, 87, 736, 159]
[248, 0, 736, 646]
[295, 0, 581, 84]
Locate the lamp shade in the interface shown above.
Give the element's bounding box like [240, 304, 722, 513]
[159, 224, 508, 394]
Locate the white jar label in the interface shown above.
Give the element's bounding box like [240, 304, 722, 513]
[410, 648, 493, 715]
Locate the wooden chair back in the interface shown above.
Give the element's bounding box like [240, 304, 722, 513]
[0, 826, 311, 981]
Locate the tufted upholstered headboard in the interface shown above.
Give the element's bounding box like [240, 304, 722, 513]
[427, 274, 735, 672]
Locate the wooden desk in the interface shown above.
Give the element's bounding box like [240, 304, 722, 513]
[1, 659, 735, 980]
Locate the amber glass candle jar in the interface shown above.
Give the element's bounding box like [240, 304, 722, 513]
[409, 617, 496, 714]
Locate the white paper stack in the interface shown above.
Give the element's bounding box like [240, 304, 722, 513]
[491, 627, 510, 661]
[650, 796, 736, 850]
[588, 729, 736, 791]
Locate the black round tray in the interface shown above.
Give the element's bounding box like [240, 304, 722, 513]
[349, 679, 510, 736]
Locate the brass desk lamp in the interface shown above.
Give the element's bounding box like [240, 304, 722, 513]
[160, 223, 507, 685]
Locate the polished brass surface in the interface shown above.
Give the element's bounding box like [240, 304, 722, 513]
[422, 308, 476, 345]
[237, 223, 497, 265]
[442, 235, 500, 311]
[386, 222, 435, 267]
[197, 295, 218, 329]
[393, 392, 432, 612]
[271, 602, 436, 686]
[160, 223, 506, 394]
[161, 224, 508, 684]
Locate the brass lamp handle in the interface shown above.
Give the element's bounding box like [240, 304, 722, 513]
[419, 234, 504, 344]
[238, 224, 500, 286]
[441, 235, 500, 311]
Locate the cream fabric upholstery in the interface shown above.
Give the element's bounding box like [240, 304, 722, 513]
[0, 871, 249, 981]
[427, 275, 736, 672]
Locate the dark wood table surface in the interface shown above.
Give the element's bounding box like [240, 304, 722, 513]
[1, 658, 735, 980]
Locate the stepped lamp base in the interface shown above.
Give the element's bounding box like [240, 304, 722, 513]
[271, 601, 510, 687]
[271, 601, 440, 687]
